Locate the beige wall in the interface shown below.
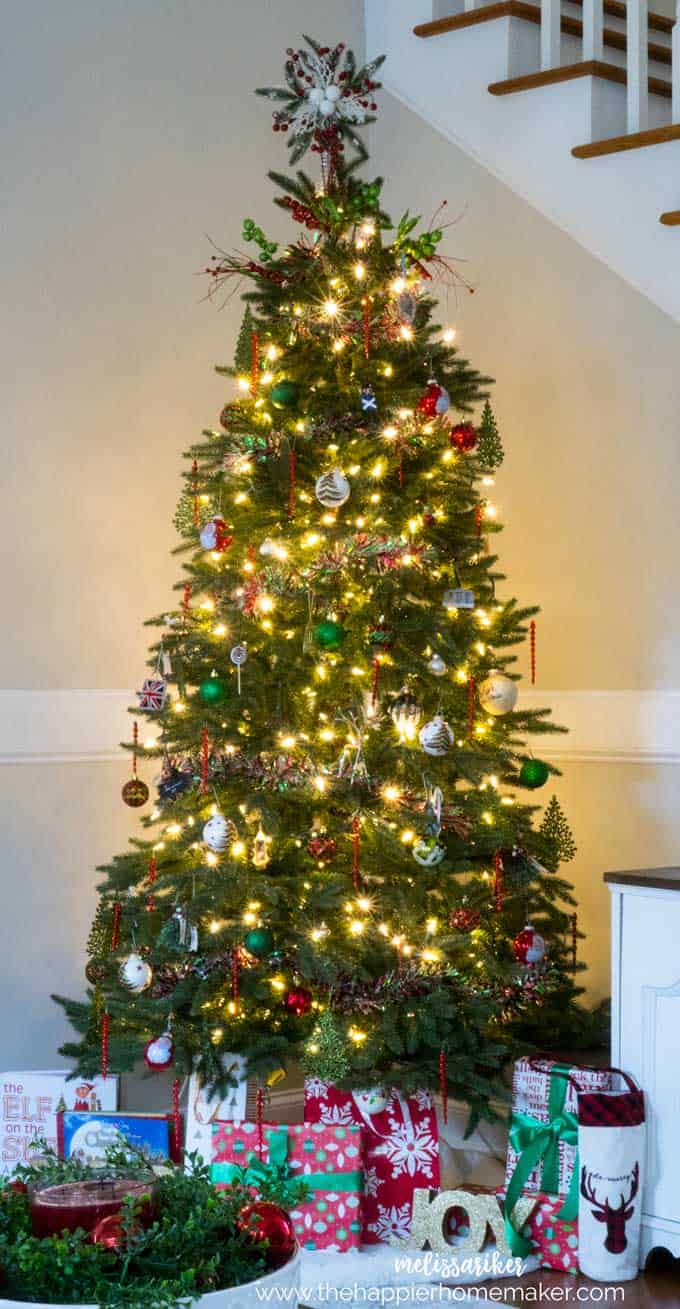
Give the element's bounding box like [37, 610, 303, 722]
[2, 3, 680, 1081]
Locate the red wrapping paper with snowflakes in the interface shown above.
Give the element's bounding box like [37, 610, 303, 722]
[304, 1080, 439, 1244]
[504, 1057, 614, 1199]
[497, 1189, 579, 1272]
[211, 1119, 365, 1253]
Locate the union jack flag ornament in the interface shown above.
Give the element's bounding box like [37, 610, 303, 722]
[137, 678, 168, 712]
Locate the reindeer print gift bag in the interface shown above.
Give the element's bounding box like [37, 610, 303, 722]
[578, 1071, 645, 1281]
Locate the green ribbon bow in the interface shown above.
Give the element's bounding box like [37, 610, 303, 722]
[212, 1127, 362, 1203]
[504, 1064, 579, 1257]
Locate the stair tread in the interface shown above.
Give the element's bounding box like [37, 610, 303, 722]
[488, 58, 672, 97]
[415, 0, 674, 40]
[572, 122, 680, 156]
[414, 2, 671, 64]
[660, 209, 680, 224]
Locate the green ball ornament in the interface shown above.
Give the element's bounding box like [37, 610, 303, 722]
[270, 379, 299, 410]
[244, 927, 275, 957]
[314, 620, 346, 651]
[519, 759, 550, 789]
[199, 677, 227, 704]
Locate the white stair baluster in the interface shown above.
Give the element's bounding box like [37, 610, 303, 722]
[464, 0, 477, 11]
[627, 0, 649, 133]
[673, 0, 680, 123]
[582, 0, 604, 60]
[541, 0, 561, 67]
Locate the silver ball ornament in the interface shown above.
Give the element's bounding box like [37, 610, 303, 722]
[203, 814, 237, 852]
[427, 653, 447, 677]
[419, 715, 454, 757]
[478, 670, 518, 716]
[315, 469, 350, 508]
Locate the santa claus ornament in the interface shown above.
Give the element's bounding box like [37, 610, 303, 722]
[200, 515, 233, 552]
[144, 1031, 174, 1071]
[417, 379, 450, 417]
[513, 923, 546, 965]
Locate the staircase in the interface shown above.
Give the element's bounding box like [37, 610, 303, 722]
[365, 0, 680, 321]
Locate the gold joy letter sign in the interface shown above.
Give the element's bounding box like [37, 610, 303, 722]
[389, 1188, 535, 1256]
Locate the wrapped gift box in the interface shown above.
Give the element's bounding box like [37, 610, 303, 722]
[212, 1120, 364, 1253]
[504, 1058, 614, 1200]
[498, 1188, 579, 1273]
[304, 1081, 440, 1245]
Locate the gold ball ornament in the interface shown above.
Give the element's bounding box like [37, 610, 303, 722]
[478, 670, 518, 716]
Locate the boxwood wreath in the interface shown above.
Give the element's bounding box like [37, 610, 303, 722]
[0, 1145, 305, 1308]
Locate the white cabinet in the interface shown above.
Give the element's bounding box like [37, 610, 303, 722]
[607, 869, 680, 1265]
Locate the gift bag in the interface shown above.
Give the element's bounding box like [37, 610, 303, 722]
[304, 1080, 439, 1244]
[212, 1119, 365, 1253]
[577, 1071, 645, 1282]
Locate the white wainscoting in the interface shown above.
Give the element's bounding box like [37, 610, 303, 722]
[1, 688, 680, 765]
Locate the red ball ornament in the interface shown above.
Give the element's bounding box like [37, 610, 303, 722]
[283, 986, 313, 1017]
[513, 923, 547, 965]
[307, 836, 337, 862]
[450, 422, 478, 453]
[450, 907, 481, 933]
[237, 1200, 297, 1270]
[122, 777, 149, 808]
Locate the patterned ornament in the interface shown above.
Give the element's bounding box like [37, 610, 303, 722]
[417, 380, 450, 418]
[368, 618, 396, 651]
[244, 926, 275, 957]
[121, 778, 149, 808]
[315, 469, 350, 508]
[85, 960, 106, 984]
[270, 379, 299, 409]
[360, 384, 377, 413]
[308, 836, 337, 862]
[144, 1031, 174, 1071]
[413, 837, 446, 867]
[390, 688, 422, 742]
[427, 653, 447, 676]
[136, 678, 167, 712]
[478, 670, 518, 716]
[450, 422, 478, 453]
[199, 676, 227, 704]
[283, 986, 313, 1017]
[443, 588, 475, 611]
[419, 715, 454, 757]
[513, 923, 546, 965]
[519, 758, 550, 789]
[314, 619, 346, 650]
[203, 813, 237, 852]
[237, 1200, 297, 1271]
[119, 953, 153, 993]
[450, 906, 481, 932]
[353, 1087, 389, 1115]
[199, 515, 232, 552]
[157, 760, 193, 802]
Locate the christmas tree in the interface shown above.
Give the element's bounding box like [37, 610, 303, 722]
[56, 37, 587, 1127]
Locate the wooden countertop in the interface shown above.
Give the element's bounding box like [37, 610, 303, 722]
[604, 867, 680, 891]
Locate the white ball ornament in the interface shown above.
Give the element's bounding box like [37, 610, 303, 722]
[413, 838, 446, 867]
[427, 653, 447, 677]
[478, 670, 518, 717]
[203, 813, 237, 852]
[353, 1087, 389, 1116]
[419, 715, 454, 757]
[325, 84, 341, 104]
[144, 1032, 174, 1071]
[320, 98, 335, 115]
[119, 953, 152, 994]
[315, 469, 350, 509]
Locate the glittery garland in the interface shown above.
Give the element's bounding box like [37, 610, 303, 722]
[172, 1077, 182, 1163]
[467, 676, 476, 739]
[111, 902, 122, 950]
[147, 855, 157, 912]
[101, 1011, 110, 1080]
[251, 331, 260, 396]
[192, 459, 199, 527]
[352, 816, 360, 890]
[201, 728, 209, 795]
[530, 619, 536, 685]
[493, 850, 503, 913]
[439, 1049, 448, 1124]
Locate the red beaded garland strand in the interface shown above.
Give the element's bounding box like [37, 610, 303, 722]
[494, 850, 503, 913]
[571, 912, 578, 969]
[530, 619, 536, 685]
[475, 504, 483, 538]
[363, 296, 371, 359]
[172, 1077, 182, 1164]
[352, 816, 360, 891]
[232, 945, 240, 1004]
[251, 331, 260, 396]
[467, 676, 476, 740]
[201, 728, 209, 795]
[111, 902, 122, 950]
[256, 1086, 264, 1160]
[101, 1012, 110, 1081]
[439, 1049, 448, 1125]
[147, 855, 157, 912]
[131, 721, 139, 778]
[192, 459, 199, 527]
[371, 656, 380, 709]
[288, 447, 297, 518]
